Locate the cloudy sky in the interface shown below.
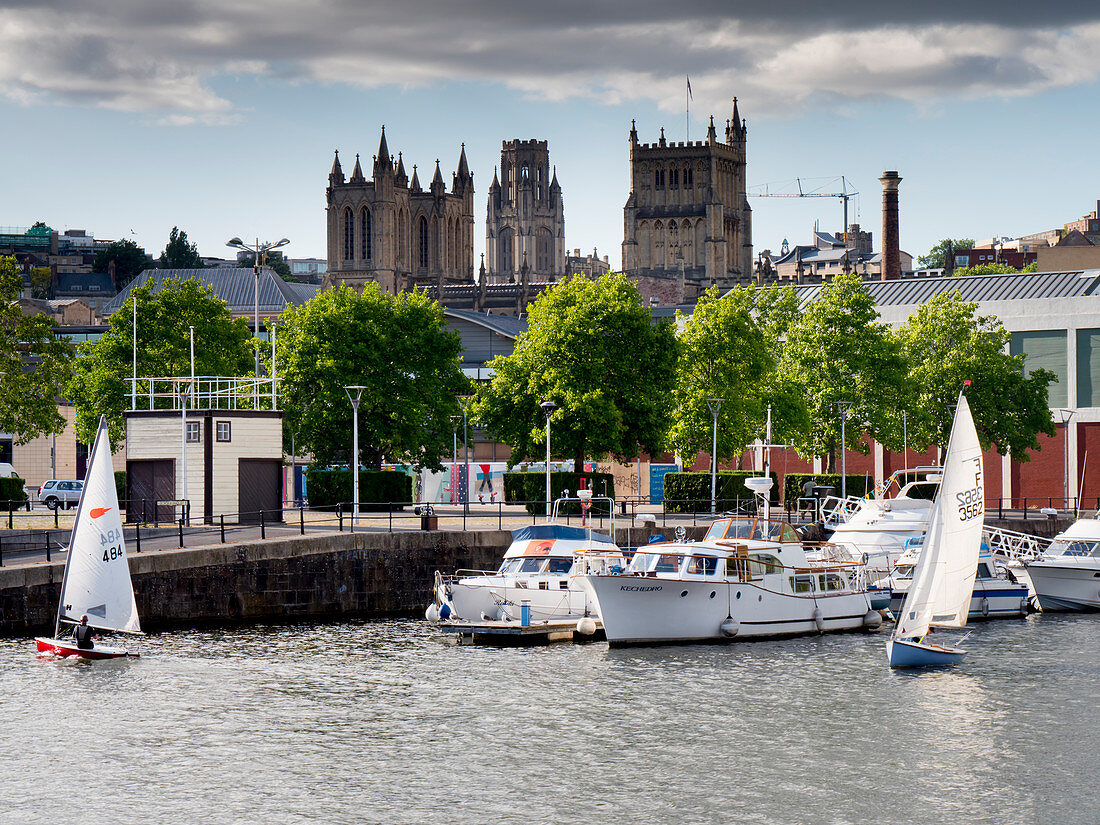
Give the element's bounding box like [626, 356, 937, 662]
[4, 1, 1100, 267]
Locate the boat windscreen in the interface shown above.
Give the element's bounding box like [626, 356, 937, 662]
[545, 558, 573, 574]
[1047, 539, 1100, 557]
[518, 558, 546, 573]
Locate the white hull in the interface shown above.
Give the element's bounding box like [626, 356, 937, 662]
[890, 578, 1030, 619]
[1027, 563, 1100, 611]
[585, 575, 872, 646]
[437, 577, 594, 622]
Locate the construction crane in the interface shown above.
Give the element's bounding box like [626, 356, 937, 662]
[749, 176, 859, 232]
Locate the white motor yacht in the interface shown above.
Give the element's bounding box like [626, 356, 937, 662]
[888, 540, 1031, 619]
[1026, 517, 1100, 611]
[582, 516, 880, 647]
[428, 496, 627, 624]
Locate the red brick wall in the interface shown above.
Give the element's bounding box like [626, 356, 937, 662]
[1077, 423, 1100, 506]
[1011, 425, 1064, 507]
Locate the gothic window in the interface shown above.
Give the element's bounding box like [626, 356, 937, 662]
[455, 220, 463, 273]
[536, 228, 552, 274]
[398, 209, 408, 269]
[418, 216, 429, 270]
[655, 168, 665, 189]
[685, 167, 693, 187]
[670, 168, 679, 187]
[499, 228, 514, 274]
[343, 207, 354, 261]
[507, 167, 515, 202]
[360, 208, 372, 261]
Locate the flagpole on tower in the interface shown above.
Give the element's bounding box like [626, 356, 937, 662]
[686, 75, 692, 141]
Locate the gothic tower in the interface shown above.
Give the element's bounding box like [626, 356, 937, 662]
[325, 127, 474, 293]
[622, 99, 753, 299]
[485, 139, 565, 284]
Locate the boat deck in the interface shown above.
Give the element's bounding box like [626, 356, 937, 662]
[438, 618, 604, 646]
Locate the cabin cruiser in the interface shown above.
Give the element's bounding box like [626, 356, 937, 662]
[1026, 517, 1100, 611]
[888, 538, 1031, 619]
[428, 496, 627, 624]
[582, 516, 880, 646]
[824, 468, 941, 578]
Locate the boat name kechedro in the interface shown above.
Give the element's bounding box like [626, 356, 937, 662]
[620, 585, 663, 592]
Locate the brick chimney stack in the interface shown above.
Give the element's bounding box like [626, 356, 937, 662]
[879, 170, 902, 280]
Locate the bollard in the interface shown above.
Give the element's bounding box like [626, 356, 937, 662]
[135, 523, 141, 553]
[53, 507, 58, 528]
[520, 601, 531, 627]
[260, 510, 266, 540]
[178, 517, 184, 548]
[7, 504, 12, 530]
[220, 513, 225, 543]
[45, 531, 51, 563]
[300, 507, 305, 536]
[142, 499, 147, 525]
[389, 502, 393, 533]
[338, 505, 343, 532]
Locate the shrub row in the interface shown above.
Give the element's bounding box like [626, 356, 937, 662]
[663, 471, 780, 514]
[783, 473, 875, 503]
[0, 476, 26, 509]
[305, 469, 413, 509]
[503, 472, 616, 516]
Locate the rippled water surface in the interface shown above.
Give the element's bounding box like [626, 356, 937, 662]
[2, 614, 1097, 824]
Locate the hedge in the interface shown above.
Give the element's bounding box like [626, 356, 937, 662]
[663, 471, 780, 514]
[114, 471, 127, 507]
[305, 469, 413, 509]
[503, 472, 615, 516]
[0, 476, 27, 510]
[783, 473, 874, 503]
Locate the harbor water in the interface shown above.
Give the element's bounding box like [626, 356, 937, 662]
[2, 614, 1097, 824]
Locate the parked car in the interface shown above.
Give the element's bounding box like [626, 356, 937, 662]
[38, 479, 84, 510]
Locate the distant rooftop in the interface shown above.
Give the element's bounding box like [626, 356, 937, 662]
[103, 268, 320, 317]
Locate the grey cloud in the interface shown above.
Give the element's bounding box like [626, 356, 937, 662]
[1, 1, 1099, 118]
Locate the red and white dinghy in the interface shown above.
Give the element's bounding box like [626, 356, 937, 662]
[35, 416, 142, 660]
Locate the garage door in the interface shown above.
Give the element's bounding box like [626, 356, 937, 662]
[238, 459, 283, 524]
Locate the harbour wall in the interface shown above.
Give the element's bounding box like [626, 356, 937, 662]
[0, 526, 669, 635]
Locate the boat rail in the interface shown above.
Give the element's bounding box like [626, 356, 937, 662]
[821, 495, 865, 527]
[983, 526, 1051, 563]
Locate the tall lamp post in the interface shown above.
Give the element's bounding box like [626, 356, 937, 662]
[226, 236, 289, 409]
[450, 415, 461, 505]
[458, 395, 474, 516]
[1058, 408, 1076, 510]
[706, 398, 723, 515]
[540, 401, 557, 519]
[344, 385, 365, 525]
[836, 401, 853, 499]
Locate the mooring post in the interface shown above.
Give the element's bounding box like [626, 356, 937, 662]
[45, 531, 51, 562]
[178, 517, 184, 548]
[338, 504, 343, 532]
[260, 509, 266, 540]
[53, 507, 58, 528]
[300, 507, 305, 536]
[135, 523, 141, 553]
[220, 514, 225, 544]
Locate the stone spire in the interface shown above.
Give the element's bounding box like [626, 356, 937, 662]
[329, 149, 344, 185]
[395, 151, 408, 187]
[350, 153, 365, 183]
[374, 125, 392, 177]
[410, 164, 421, 193]
[431, 158, 445, 195]
[706, 115, 716, 143]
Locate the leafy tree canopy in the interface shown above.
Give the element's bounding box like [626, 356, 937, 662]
[896, 291, 1055, 458]
[918, 238, 974, 270]
[274, 283, 468, 469]
[779, 272, 909, 467]
[475, 273, 677, 468]
[953, 262, 1036, 277]
[158, 226, 203, 269]
[29, 266, 51, 300]
[94, 239, 149, 291]
[0, 256, 74, 443]
[68, 278, 254, 444]
[668, 285, 807, 467]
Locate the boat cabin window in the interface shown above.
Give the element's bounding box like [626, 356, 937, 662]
[705, 518, 798, 543]
[685, 555, 718, 575]
[976, 562, 993, 578]
[751, 553, 783, 575]
[545, 558, 574, 574]
[903, 482, 939, 501]
[1048, 539, 1100, 557]
[518, 558, 546, 574]
[630, 552, 681, 573]
[790, 574, 814, 593]
[499, 559, 522, 574]
[894, 564, 914, 579]
[819, 573, 844, 592]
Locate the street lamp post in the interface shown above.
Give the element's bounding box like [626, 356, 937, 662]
[458, 395, 474, 517]
[836, 401, 853, 499]
[450, 416, 461, 505]
[706, 398, 723, 515]
[344, 386, 365, 525]
[540, 401, 557, 519]
[226, 236, 289, 409]
[1058, 408, 1076, 510]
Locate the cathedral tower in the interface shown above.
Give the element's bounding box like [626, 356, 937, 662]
[622, 99, 753, 299]
[485, 139, 565, 283]
[325, 127, 474, 293]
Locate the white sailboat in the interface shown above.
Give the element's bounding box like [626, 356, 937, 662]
[886, 392, 984, 668]
[35, 416, 141, 659]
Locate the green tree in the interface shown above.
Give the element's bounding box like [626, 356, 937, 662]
[668, 286, 806, 467]
[158, 226, 203, 269]
[0, 256, 74, 442]
[29, 266, 52, 300]
[475, 273, 676, 468]
[953, 262, 1020, 277]
[274, 283, 467, 468]
[897, 291, 1056, 458]
[918, 238, 974, 270]
[68, 278, 253, 444]
[94, 239, 149, 290]
[780, 272, 909, 469]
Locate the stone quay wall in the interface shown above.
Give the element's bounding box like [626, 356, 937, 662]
[0, 526, 670, 635]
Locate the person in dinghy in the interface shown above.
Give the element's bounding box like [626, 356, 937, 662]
[72, 615, 98, 650]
